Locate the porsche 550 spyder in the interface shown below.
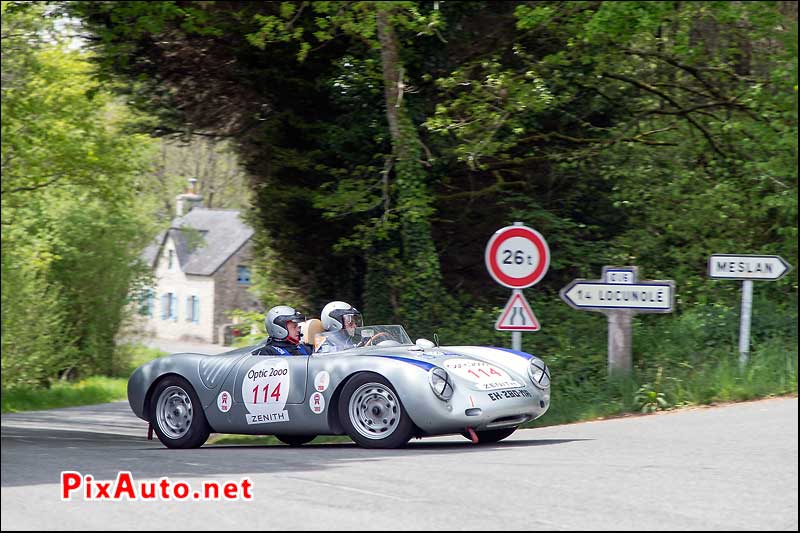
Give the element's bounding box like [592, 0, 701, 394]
[127, 324, 550, 449]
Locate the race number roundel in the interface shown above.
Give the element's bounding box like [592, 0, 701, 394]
[485, 225, 550, 288]
[241, 359, 290, 417]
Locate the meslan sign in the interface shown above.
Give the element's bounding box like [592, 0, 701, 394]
[708, 254, 791, 281]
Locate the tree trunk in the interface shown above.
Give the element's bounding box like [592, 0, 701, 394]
[375, 7, 445, 337]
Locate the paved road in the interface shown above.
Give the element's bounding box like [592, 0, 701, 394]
[2, 398, 797, 530]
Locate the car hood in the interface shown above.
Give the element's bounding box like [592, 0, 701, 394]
[340, 344, 540, 388]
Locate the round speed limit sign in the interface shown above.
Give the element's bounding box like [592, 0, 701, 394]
[485, 224, 550, 288]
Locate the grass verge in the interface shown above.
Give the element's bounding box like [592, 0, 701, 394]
[1, 343, 166, 413]
[1, 376, 128, 413]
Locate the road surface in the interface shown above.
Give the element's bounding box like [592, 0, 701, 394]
[2, 397, 796, 530]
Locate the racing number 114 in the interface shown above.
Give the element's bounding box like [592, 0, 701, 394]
[252, 383, 281, 404]
[468, 367, 502, 379]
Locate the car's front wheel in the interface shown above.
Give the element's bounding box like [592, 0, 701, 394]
[338, 372, 415, 449]
[149, 376, 210, 449]
[275, 435, 316, 446]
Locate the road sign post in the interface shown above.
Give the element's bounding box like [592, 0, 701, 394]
[708, 254, 792, 370]
[560, 266, 675, 378]
[486, 222, 549, 350]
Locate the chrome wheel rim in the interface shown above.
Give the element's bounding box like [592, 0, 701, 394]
[156, 385, 193, 439]
[348, 382, 400, 440]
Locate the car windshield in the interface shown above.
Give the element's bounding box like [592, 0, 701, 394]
[313, 325, 413, 354]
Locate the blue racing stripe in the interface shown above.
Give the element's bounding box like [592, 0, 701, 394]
[372, 355, 436, 371]
[490, 347, 535, 360]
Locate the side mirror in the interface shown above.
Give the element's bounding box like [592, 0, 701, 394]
[415, 338, 436, 349]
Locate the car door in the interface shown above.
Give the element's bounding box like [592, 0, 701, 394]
[208, 353, 309, 431]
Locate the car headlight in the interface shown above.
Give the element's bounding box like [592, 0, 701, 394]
[429, 367, 454, 401]
[528, 358, 550, 389]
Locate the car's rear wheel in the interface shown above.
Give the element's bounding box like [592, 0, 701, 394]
[275, 434, 316, 446]
[461, 427, 517, 444]
[149, 376, 210, 449]
[338, 372, 414, 449]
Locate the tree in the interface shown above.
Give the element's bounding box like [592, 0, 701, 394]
[1, 1, 158, 387]
[65, 1, 797, 334]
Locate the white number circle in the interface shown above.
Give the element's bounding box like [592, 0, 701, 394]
[241, 359, 290, 416]
[497, 236, 540, 279]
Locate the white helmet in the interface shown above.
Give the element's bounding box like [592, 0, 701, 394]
[321, 301, 363, 333]
[265, 305, 305, 340]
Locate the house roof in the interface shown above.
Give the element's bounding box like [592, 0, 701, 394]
[142, 208, 254, 276]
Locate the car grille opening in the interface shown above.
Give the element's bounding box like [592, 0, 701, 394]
[486, 415, 529, 428]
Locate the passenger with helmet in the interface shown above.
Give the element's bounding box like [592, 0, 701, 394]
[253, 305, 313, 356]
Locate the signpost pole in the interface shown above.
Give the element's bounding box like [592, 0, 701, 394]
[708, 254, 792, 371]
[607, 310, 633, 377]
[510, 289, 524, 351]
[738, 280, 753, 370]
[559, 266, 675, 379]
[511, 224, 524, 352]
[512, 331, 521, 352]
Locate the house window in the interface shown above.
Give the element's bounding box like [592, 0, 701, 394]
[168, 249, 175, 270]
[185, 295, 200, 324]
[161, 292, 178, 321]
[237, 265, 251, 285]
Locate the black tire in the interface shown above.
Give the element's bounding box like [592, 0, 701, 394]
[338, 372, 415, 449]
[149, 375, 211, 449]
[461, 427, 517, 444]
[275, 434, 316, 446]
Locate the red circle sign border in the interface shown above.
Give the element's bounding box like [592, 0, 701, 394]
[485, 226, 550, 288]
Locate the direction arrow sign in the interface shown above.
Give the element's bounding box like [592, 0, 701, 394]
[495, 291, 540, 331]
[708, 254, 791, 280]
[560, 281, 674, 312]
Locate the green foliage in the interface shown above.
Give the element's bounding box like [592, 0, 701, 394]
[634, 367, 669, 413]
[523, 296, 797, 427]
[425, 55, 555, 169]
[1, 376, 128, 413]
[56, 1, 797, 420]
[228, 309, 267, 348]
[111, 343, 168, 378]
[1, 6, 159, 389]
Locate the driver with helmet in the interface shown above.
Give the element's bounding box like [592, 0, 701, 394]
[317, 301, 391, 352]
[253, 305, 313, 356]
[319, 301, 364, 351]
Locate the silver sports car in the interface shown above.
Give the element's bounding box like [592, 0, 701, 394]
[127, 324, 551, 449]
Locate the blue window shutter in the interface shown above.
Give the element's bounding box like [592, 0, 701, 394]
[171, 293, 178, 321]
[161, 294, 168, 320]
[185, 296, 192, 322]
[193, 297, 200, 324]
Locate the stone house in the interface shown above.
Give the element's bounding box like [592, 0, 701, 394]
[137, 186, 261, 344]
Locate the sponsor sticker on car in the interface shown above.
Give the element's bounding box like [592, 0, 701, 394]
[241, 359, 291, 424]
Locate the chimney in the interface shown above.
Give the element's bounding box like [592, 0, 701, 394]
[175, 178, 203, 217]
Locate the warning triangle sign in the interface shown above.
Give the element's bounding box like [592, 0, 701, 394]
[495, 292, 540, 331]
